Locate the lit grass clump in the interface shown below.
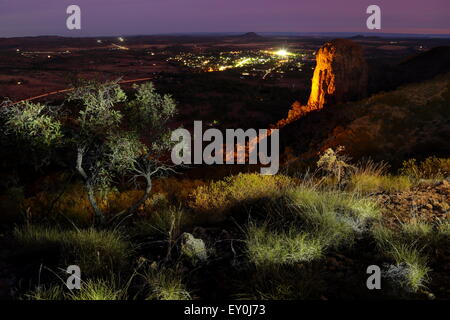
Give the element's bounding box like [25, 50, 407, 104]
[388, 243, 431, 292]
[282, 187, 380, 247]
[68, 279, 127, 300]
[245, 224, 325, 267]
[372, 224, 431, 292]
[143, 265, 191, 300]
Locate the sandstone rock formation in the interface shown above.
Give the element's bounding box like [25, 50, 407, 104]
[308, 39, 368, 108]
[276, 39, 368, 128]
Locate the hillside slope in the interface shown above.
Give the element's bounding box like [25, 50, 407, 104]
[281, 72, 450, 166]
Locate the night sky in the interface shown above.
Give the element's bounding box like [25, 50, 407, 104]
[0, 0, 449, 37]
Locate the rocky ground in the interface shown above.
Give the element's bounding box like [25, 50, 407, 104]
[375, 180, 450, 225]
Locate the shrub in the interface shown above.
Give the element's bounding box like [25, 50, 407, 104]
[152, 177, 206, 204]
[22, 186, 179, 226]
[2, 80, 178, 223]
[316, 146, 354, 183]
[400, 157, 450, 180]
[22, 184, 146, 225]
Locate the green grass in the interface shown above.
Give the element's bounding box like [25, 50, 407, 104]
[68, 279, 128, 300]
[245, 224, 325, 267]
[25, 285, 65, 300]
[437, 220, 450, 237]
[281, 187, 380, 248]
[388, 243, 431, 292]
[234, 265, 324, 300]
[400, 220, 433, 242]
[241, 183, 382, 298]
[345, 159, 412, 193]
[372, 224, 431, 292]
[25, 278, 128, 300]
[348, 174, 412, 193]
[400, 218, 450, 249]
[14, 224, 131, 276]
[143, 265, 191, 300]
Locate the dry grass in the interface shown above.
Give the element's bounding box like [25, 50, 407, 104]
[188, 173, 297, 215]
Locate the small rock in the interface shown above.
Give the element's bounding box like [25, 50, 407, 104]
[181, 233, 208, 265]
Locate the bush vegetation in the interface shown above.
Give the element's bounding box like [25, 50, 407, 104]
[1, 80, 447, 300]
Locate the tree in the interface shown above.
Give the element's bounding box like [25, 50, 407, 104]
[1, 80, 177, 224]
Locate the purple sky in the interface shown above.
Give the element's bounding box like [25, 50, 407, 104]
[0, 0, 449, 37]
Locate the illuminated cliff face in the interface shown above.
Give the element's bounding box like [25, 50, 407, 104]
[247, 40, 369, 160]
[308, 39, 368, 109]
[277, 39, 368, 128]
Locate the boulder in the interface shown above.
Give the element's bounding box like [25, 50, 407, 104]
[181, 233, 208, 264]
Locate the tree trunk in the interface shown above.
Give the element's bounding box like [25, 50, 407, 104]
[76, 147, 104, 224]
[126, 173, 152, 215]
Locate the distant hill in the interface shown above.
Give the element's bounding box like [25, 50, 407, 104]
[349, 35, 382, 40]
[236, 32, 262, 39]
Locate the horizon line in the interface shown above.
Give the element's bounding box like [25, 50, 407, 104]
[2, 31, 450, 39]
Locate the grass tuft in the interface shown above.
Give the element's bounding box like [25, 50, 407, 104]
[14, 224, 131, 276]
[245, 224, 325, 267]
[143, 265, 191, 300]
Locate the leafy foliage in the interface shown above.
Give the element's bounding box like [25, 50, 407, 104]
[400, 156, 450, 180]
[2, 80, 178, 222]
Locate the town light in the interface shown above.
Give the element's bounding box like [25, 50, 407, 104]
[275, 49, 289, 57]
